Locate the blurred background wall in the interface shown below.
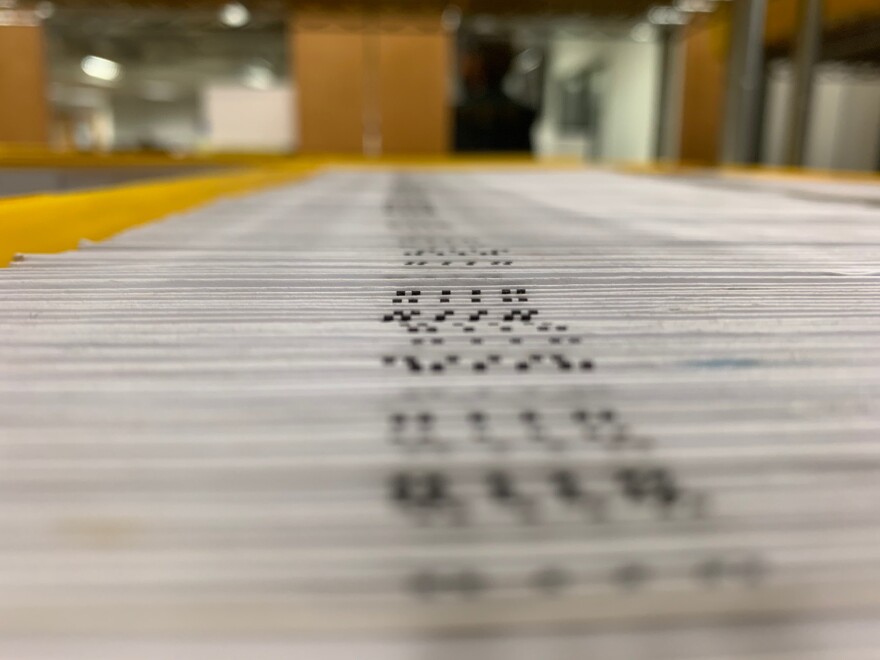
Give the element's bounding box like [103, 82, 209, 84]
[533, 28, 661, 161]
[0, 0, 878, 172]
[762, 61, 880, 170]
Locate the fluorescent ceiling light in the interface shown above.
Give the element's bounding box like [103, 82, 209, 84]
[516, 48, 542, 73]
[35, 1, 54, 19]
[243, 63, 274, 90]
[81, 55, 121, 82]
[441, 5, 461, 31]
[630, 23, 653, 42]
[674, 0, 715, 13]
[648, 5, 689, 25]
[219, 2, 250, 28]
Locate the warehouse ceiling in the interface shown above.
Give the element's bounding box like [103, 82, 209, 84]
[41, 0, 702, 106]
[31, 0, 667, 19]
[43, 3, 286, 107]
[35, 0, 724, 112]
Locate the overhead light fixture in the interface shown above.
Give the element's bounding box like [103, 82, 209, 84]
[515, 48, 542, 73]
[441, 5, 461, 32]
[630, 23, 653, 42]
[34, 1, 54, 19]
[674, 0, 715, 13]
[81, 55, 121, 82]
[647, 5, 689, 25]
[219, 2, 250, 28]
[243, 62, 274, 90]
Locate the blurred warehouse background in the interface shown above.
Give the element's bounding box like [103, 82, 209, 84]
[0, 0, 878, 171]
[3, 1, 880, 657]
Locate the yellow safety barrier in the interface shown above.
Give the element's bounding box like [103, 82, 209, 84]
[0, 164, 316, 268]
[0, 154, 584, 268]
[3, 153, 876, 269]
[0, 145, 294, 169]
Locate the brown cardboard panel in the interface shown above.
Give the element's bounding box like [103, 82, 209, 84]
[0, 24, 50, 145]
[678, 19, 725, 164]
[376, 30, 451, 154]
[291, 18, 366, 153]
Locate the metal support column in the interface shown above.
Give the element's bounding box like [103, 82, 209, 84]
[721, 0, 767, 164]
[653, 26, 675, 161]
[784, 0, 823, 166]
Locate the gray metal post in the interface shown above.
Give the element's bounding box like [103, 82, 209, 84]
[784, 0, 823, 166]
[721, 0, 767, 164]
[653, 26, 674, 161]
